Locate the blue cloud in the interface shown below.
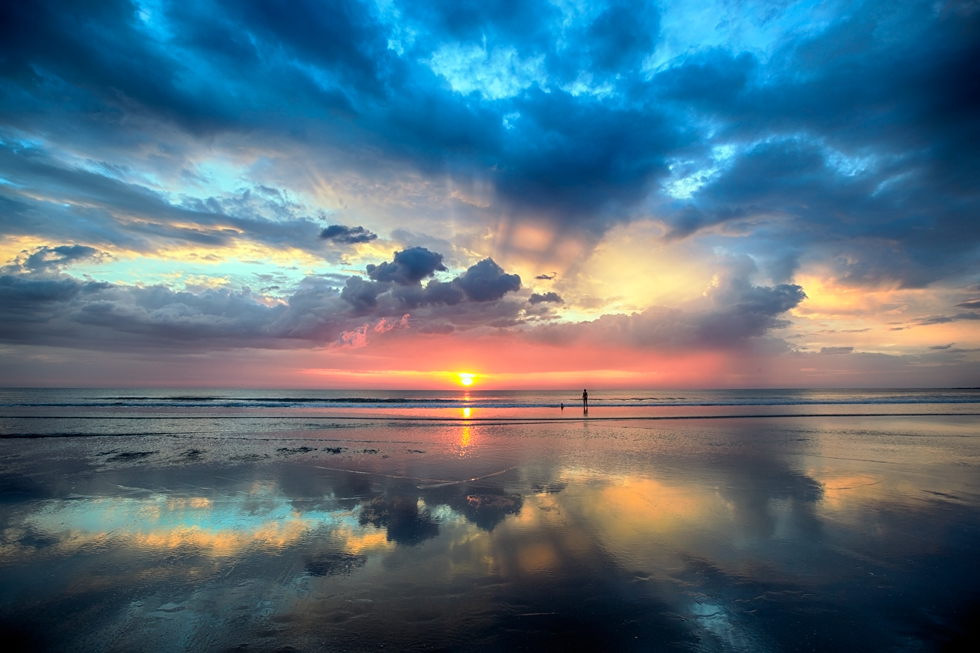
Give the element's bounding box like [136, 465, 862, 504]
[528, 292, 563, 305]
[320, 224, 378, 244]
[367, 247, 447, 285]
[454, 258, 521, 302]
[0, 0, 978, 361]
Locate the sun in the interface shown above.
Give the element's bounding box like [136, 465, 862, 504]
[457, 373, 475, 386]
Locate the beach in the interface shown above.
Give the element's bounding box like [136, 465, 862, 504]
[2, 389, 979, 651]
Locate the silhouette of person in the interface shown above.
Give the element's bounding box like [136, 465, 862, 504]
[582, 388, 588, 411]
[560, 402, 564, 411]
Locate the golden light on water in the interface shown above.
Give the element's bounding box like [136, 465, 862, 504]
[463, 407, 471, 418]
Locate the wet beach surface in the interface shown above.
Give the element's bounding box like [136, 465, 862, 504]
[2, 409, 980, 651]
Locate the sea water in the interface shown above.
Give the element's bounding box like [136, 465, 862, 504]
[1, 388, 979, 650]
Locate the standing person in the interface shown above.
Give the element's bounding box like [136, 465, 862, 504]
[582, 388, 588, 411]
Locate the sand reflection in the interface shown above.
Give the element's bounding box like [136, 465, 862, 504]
[4, 484, 394, 561]
[4, 452, 972, 581]
[2, 413, 979, 651]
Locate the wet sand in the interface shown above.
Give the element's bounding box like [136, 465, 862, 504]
[2, 412, 980, 651]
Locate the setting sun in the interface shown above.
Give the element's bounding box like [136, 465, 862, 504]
[457, 373, 475, 386]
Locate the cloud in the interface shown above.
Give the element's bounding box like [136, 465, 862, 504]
[530, 269, 805, 351]
[5, 244, 108, 273]
[0, 0, 679, 240]
[0, 273, 284, 348]
[528, 292, 563, 305]
[417, 323, 454, 335]
[0, 243, 533, 353]
[652, 3, 980, 288]
[416, 280, 465, 306]
[341, 247, 521, 320]
[3, 0, 976, 288]
[0, 143, 333, 257]
[319, 224, 378, 244]
[0, 267, 433, 352]
[916, 313, 980, 325]
[820, 346, 854, 355]
[358, 494, 439, 545]
[584, 0, 660, 73]
[340, 276, 387, 311]
[0, 0, 978, 383]
[334, 316, 408, 349]
[367, 247, 447, 286]
[449, 490, 523, 532]
[454, 258, 521, 302]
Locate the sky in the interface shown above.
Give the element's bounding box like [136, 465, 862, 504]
[1, 0, 979, 389]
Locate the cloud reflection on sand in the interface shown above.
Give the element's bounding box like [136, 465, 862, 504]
[5, 485, 393, 561]
[4, 455, 974, 578]
[2, 413, 980, 651]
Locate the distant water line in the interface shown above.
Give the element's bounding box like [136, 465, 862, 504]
[1, 387, 979, 411]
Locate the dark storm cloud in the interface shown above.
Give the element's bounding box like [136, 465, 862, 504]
[342, 249, 521, 316]
[0, 275, 107, 333]
[0, 266, 389, 351]
[0, 243, 531, 352]
[417, 280, 465, 306]
[367, 247, 446, 285]
[448, 489, 523, 532]
[0, 268, 490, 353]
[358, 494, 439, 545]
[530, 267, 805, 350]
[656, 2, 980, 287]
[384, 279, 467, 311]
[453, 258, 521, 302]
[689, 276, 806, 347]
[340, 276, 387, 311]
[0, 0, 392, 135]
[0, 0, 677, 240]
[399, 0, 559, 44]
[0, 143, 332, 255]
[212, 0, 392, 94]
[0, 0, 977, 336]
[528, 292, 563, 305]
[584, 0, 660, 73]
[319, 224, 378, 244]
[0, 273, 287, 347]
[9, 245, 107, 273]
[496, 89, 675, 221]
[661, 133, 980, 287]
[655, 49, 756, 110]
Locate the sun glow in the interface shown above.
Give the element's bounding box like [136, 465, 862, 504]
[457, 373, 475, 386]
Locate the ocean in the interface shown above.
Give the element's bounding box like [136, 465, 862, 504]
[1, 388, 979, 651]
[4, 386, 980, 411]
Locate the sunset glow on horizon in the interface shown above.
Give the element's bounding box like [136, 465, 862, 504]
[0, 0, 978, 389]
